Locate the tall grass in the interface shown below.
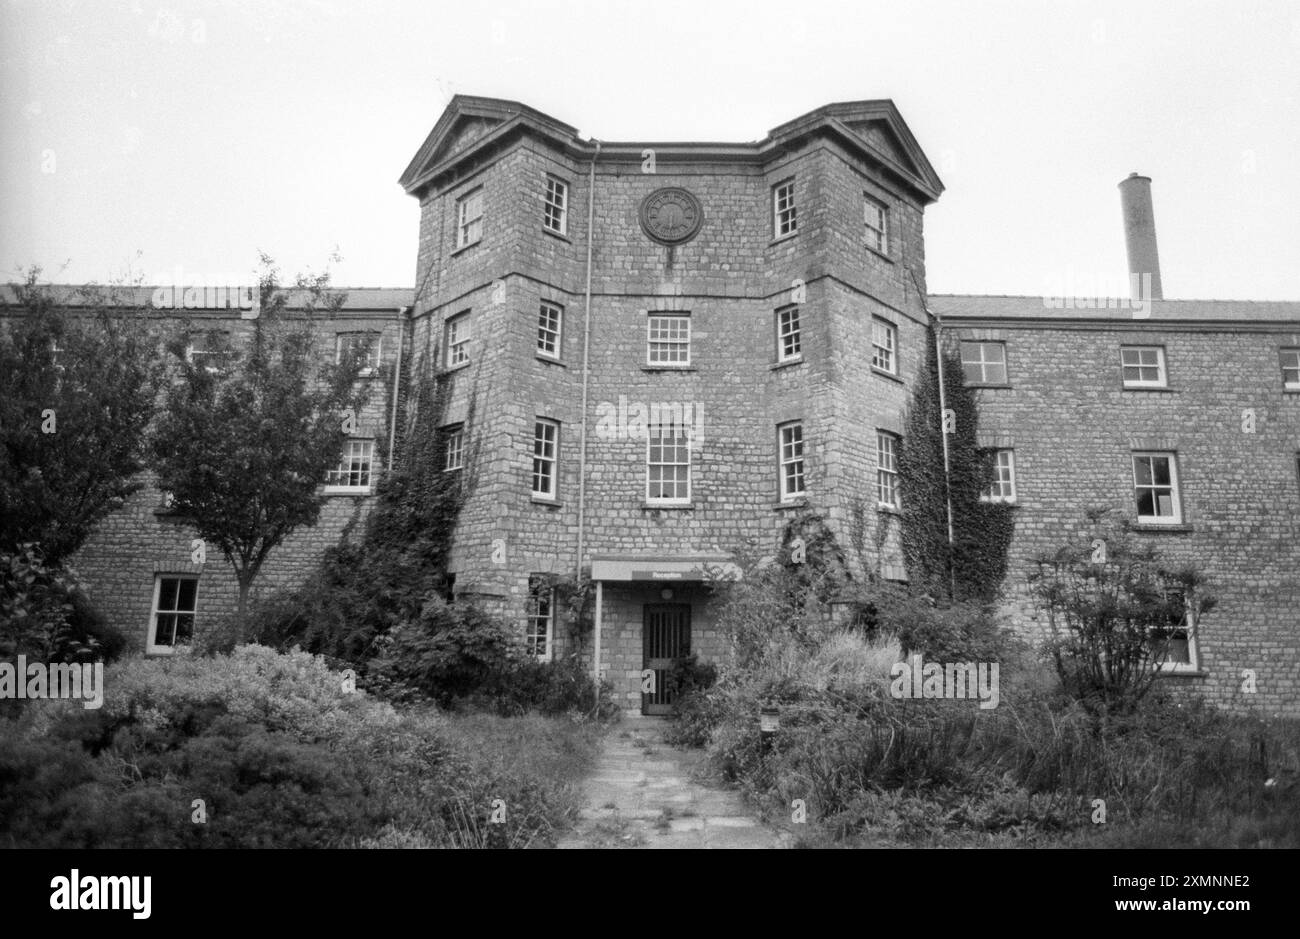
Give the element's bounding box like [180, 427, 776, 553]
[681, 630, 1300, 847]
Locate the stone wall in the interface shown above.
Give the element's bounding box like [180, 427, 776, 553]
[945, 319, 1300, 716]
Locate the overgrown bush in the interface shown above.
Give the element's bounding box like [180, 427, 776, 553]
[0, 644, 600, 848]
[0, 545, 125, 666]
[368, 599, 523, 707]
[1030, 509, 1216, 720]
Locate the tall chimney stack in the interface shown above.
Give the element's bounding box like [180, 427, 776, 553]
[1118, 172, 1163, 300]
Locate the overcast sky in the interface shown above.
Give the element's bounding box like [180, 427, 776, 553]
[2, 0, 1297, 300]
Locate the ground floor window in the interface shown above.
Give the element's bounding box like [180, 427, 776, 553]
[526, 575, 554, 662]
[148, 574, 198, 654]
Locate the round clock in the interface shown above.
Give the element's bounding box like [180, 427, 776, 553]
[639, 187, 704, 246]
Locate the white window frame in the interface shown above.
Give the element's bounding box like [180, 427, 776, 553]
[525, 575, 555, 662]
[773, 179, 797, 238]
[456, 187, 483, 249]
[537, 301, 563, 360]
[185, 330, 233, 375]
[960, 341, 1008, 385]
[445, 312, 471, 369]
[532, 419, 559, 499]
[980, 449, 1016, 503]
[147, 574, 199, 655]
[1132, 452, 1182, 524]
[335, 331, 382, 376]
[543, 176, 568, 235]
[779, 421, 806, 501]
[443, 425, 465, 473]
[776, 305, 802, 362]
[325, 438, 375, 493]
[646, 313, 691, 366]
[646, 419, 692, 505]
[871, 318, 898, 374]
[1153, 608, 1200, 674]
[1280, 348, 1300, 390]
[876, 432, 900, 509]
[1120, 345, 1167, 388]
[864, 194, 889, 254]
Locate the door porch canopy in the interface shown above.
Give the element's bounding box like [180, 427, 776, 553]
[588, 554, 740, 683]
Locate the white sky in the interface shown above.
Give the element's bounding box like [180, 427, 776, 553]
[2, 0, 1297, 299]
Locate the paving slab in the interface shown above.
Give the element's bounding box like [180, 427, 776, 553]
[555, 717, 790, 850]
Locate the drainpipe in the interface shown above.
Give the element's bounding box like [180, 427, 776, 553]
[387, 305, 409, 473]
[908, 267, 956, 594]
[576, 141, 600, 581]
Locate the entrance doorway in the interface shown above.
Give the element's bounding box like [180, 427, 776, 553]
[642, 603, 691, 715]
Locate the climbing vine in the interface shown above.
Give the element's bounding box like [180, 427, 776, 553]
[252, 344, 480, 667]
[897, 326, 1015, 602]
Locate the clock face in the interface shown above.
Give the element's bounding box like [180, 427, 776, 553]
[639, 187, 704, 245]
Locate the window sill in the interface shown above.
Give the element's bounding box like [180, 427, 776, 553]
[1121, 385, 1177, 392]
[440, 361, 471, 375]
[1155, 668, 1208, 678]
[536, 354, 566, 367]
[773, 498, 808, 510]
[877, 505, 902, 517]
[864, 244, 894, 264]
[969, 383, 1012, 390]
[450, 239, 481, 257]
[768, 232, 799, 247]
[872, 367, 904, 385]
[530, 496, 562, 507]
[1130, 522, 1193, 533]
[642, 502, 693, 511]
[1281, 388, 1300, 394]
[323, 487, 373, 497]
[641, 365, 697, 373]
[771, 358, 803, 371]
[542, 227, 571, 243]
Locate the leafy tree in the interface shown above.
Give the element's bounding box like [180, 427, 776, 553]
[148, 260, 369, 627]
[897, 327, 1014, 602]
[0, 271, 163, 562]
[1029, 509, 1216, 721]
[250, 351, 474, 666]
[0, 544, 125, 665]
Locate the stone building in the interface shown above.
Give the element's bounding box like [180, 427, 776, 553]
[15, 96, 1297, 717]
[397, 96, 942, 711]
[3, 284, 415, 653]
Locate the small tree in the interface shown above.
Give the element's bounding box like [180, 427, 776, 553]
[0, 271, 163, 562]
[149, 259, 368, 628]
[1030, 509, 1216, 721]
[897, 327, 1014, 602]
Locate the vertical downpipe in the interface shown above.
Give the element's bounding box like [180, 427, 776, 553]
[909, 266, 956, 595]
[387, 305, 409, 473]
[576, 141, 600, 581]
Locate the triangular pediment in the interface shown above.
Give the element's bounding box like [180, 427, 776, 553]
[399, 96, 579, 194]
[843, 119, 911, 169]
[772, 100, 944, 201]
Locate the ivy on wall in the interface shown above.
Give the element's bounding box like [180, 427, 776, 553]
[253, 346, 479, 666]
[897, 327, 1015, 602]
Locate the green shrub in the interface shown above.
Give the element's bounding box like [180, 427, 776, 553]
[484, 655, 619, 719]
[1, 546, 125, 665]
[1, 645, 601, 848]
[368, 599, 523, 707]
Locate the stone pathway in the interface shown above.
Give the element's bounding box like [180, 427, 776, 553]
[557, 715, 791, 849]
